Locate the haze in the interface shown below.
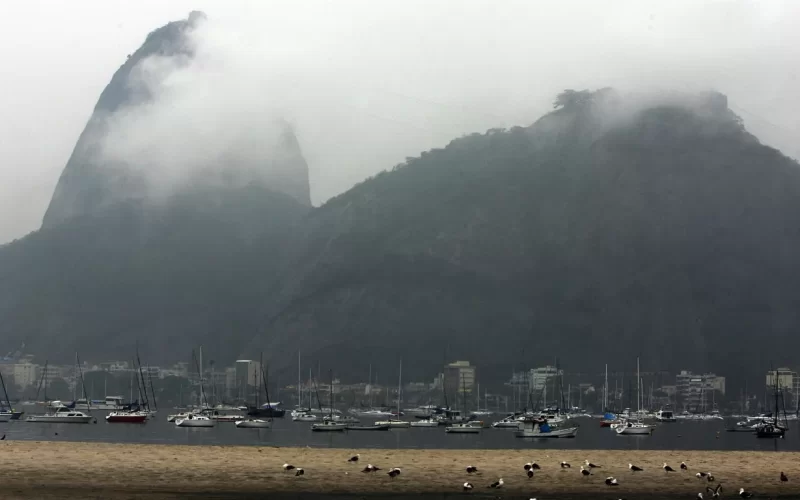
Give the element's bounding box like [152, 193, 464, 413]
[1, 0, 798, 243]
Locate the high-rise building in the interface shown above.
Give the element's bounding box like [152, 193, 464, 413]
[676, 370, 725, 411]
[766, 368, 798, 392]
[444, 361, 476, 396]
[530, 365, 562, 392]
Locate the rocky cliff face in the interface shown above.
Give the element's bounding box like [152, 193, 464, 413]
[42, 11, 311, 229]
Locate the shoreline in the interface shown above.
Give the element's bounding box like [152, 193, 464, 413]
[2, 441, 800, 498]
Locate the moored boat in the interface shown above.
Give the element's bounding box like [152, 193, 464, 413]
[311, 420, 347, 432]
[175, 414, 215, 427]
[615, 420, 654, 435]
[409, 418, 440, 427]
[514, 418, 578, 438]
[235, 418, 272, 428]
[445, 422, 481, 434]
[105, 411, 148, 423]
[375, 418, 411, 428]
[346, 423, 391, 431]
[26, 407, 94, 423]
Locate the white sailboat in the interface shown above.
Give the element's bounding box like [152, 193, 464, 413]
[311, 370, 347, 431]
[446, 367, 481, 434]
[616, 358, 654, 436]
[376, 360, 411, 428]
[176, 414, 215, 427]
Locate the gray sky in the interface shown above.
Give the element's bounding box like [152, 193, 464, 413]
[1, 0, 799, 243]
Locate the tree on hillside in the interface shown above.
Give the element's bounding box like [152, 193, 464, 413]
[553, 89, 593, 109]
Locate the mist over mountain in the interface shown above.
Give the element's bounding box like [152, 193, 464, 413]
[2, 13, 800, 393]
[42, 11, 311, 229]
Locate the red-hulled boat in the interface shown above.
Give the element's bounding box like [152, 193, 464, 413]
[105, 411, 148, 423]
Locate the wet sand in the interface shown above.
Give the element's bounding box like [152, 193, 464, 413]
[2, 441, 800, 499]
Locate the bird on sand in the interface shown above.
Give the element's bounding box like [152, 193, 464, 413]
[387, 468, 401, 478]
[463, 482, 473, 491]
[738, 487, 753, 498]
[605, 477, 619, 486]
[629, 463, 644, 472]
[295, 468, 305, 476]
[706, 484, 722, 498]
[663, 462, 675, 473]
[580, 466, 592, 476]
[560, 461, 571, 468]
[488, 478, 504, 488]
[362, 464, 381, 473]
[527, 469, 534, 479]
[348, 454, 360, 463]
[282, 463, 296, 471]
[585, 459, 601, 469]
[681, 462, 688, 470]
[781, 471, 788, 482]
[466, 465, 478, 474]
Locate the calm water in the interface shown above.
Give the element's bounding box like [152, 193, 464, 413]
[3, 409, 800, 451]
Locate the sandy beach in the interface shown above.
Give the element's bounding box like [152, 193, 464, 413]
[1, 441, 800, 499]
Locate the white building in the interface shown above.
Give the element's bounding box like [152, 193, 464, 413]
[530, 365, 562, 392]
[766, 368, 798, 392]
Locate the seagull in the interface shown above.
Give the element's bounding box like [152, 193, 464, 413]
[388, 468, 401, 478]
[488, 478, 504, 489]
[738, 487, 753, 498]
[282, 463, 296, 471]
[348, 454, 360, 463]
[605, 477, 619, 486]
[585, 459, 601, 469]
[697, 494, 704, 500]
[629, 463, 643, 472]
[362, 464, 381, 473]
[466, 465, 478, 474]
[463, 482, 473, 491]
[295, 468, 305, 476]
[681, 462, 688, 470]
[663, 462, 675, 473]
[531, 462, 541, 470]
[706, 484, 722, 498]
[527, 469, 534, 479]
[524, 462, 534, 471]
[707, 474, 715, 482]
[580, 466, 592, 476]
[560, 461, 571, 468]
[696, 472, 708, 479]
[781, 471, 788, 482]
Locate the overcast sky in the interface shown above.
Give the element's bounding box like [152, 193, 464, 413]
[1, 0, 798, 243]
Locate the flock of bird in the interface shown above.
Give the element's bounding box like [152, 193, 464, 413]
[278, 454, 786, 498]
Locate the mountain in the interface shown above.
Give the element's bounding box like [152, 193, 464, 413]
[42, 11, 311, 229]
[247, 89, 800, 387]
[3, 10, 800, 390]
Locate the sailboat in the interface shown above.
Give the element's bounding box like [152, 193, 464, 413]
[236, 355, 273, 429]
[376, 360, 411, 428]
[755, 369, 788, 438]
[616, 358, 654, 435]
[27, 354, 94, 424]
[0, 371, 23, 420]
[311, 370, 347, 431]
[176, 348, 215, 428]
[446, 371, 481, 434]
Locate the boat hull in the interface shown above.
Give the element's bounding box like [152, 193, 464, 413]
[375, 420, 411, 428]
[247, 407, 286, 418]
[410, 421, 440, 427]
[105, 413, 148, 423]
[515, 426, 579, 438]
[445, 425, 481, 434]
[26, 415, 93, 423]
[311, 422, 347, 432]
[346, 424, 391, 431]
[615, 425, 653, 435]
[235, 419, 272, 428]
[176, 418, 215, 427]
[0, 413, 11, 423]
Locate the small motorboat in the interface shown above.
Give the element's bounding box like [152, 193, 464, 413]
[615, 420, 653, 435]
[445, 423, 481, 434]
[311, 420, 347, 432]
[515, 418, 578, 438]
[175, 414, 215, 427]
[26, 407, 94, 424]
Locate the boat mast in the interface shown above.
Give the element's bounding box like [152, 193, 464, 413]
[0, 371, 12, 409]
[297, 350, 301, 408]
[368, 364, 372, 408]
[636, 357, 641, 415]
[76, 353, 91, 414]
[147, 365, 158, 412]
[604, 364, 608, 411]
[397, 359, 402, 417]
